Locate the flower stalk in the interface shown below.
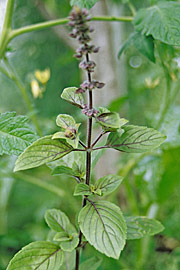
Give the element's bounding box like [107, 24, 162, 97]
[68, 7, 106, 269]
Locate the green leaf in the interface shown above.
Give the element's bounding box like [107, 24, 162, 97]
[94, 174, 124, 196]
[56, 114, 77, 130]
[14, 136, 73, 172]
[61, 251, 75, 270]
[6, 241, 64, 270]
[133, 2, 180, 46]
[52, 131, 80, 148]
[106, 125, 166, 153]
[53, 114, 80, 148]
[74, 183, 92, 196]
[96, 112, 128, 131]
[51, 152, 85, 180]
[45, 209, 75, 233]
[78, 200, 127, 259]
[118, 32, 155, 63]
[50, 151, 86, 180]
[54, 231, 79, 252]
[61, 87, 84, 108]
[70, 0, 99, 9]
[126, 216, 164, 240]
[60, 234, 79, 252]
[79, 257, 102, 270]
[0, 112, 38, 156]
[108, 96, 128, 112]
[54, 232, 70, 242]
[52, 165, 75, 177]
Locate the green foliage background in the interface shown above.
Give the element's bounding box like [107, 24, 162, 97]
[1, 0, 180, 269]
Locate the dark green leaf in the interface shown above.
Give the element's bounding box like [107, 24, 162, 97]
[6, 241, 64, 270]
[74, 183, 92, 196]
[106, 125, 166, 153]
[95, 174, 124, 196]
[157, 147, 180, 203]
[78, 200, 127, 259]
[108, 96, 128, 112]
[52, 165, 75, 177]
[126, 216, 164, 240]
[79, 257, 102, 270]
[133, 2, 180, 46]
[118, 32, 155, 62]
[70, 0, 99, 9]
[14, 136, 73, 172]
[50, 151, 85, 179]
[0, 112, 38, 156]
[61, 87, 84, 108]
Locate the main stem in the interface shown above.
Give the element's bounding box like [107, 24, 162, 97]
[75, 53, 93, 270]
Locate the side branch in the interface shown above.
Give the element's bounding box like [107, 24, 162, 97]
[9, 15, 133, 40]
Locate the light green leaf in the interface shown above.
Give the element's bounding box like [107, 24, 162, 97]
[53, 114, 80, 148]
[52, 131, 80, 148]
[61, 251, 75, 270]
[6, 241, 64, 270]
[61, 87, 84, 108]
[54, 232, 70, 242]
[126, 216, 164, 240]
[74, 183, 92, 196]
[14, 136, 73, 172]
[45, 209, 75, 233]
[133, 2, 180, 46]
[54, 232, 79, 252]
[79, 257, 102, 270]
[78, 200, 127, 259]
[106, 125, 166, 153]
[60, 234, 79, 252]
[96, 112, 128, 131]
[98, 107, 110, 114]
[0, 112, 38, 156]
[56, 114, 77, 130]
[95, 174, 124, 196]
[118, 32, 155, 63]
[70, 0, 99, 9]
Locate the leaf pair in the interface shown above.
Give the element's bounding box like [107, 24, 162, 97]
[14, 124, 166, 172]
[74, 174, 123, 196]
[78, 200, 164, 259]
[45, 209, 79, 252]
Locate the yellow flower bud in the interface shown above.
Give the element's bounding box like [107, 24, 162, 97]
[35, 68, 50, 84]
[145, 77, 160, 89]
[31, 80, 42, 98]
